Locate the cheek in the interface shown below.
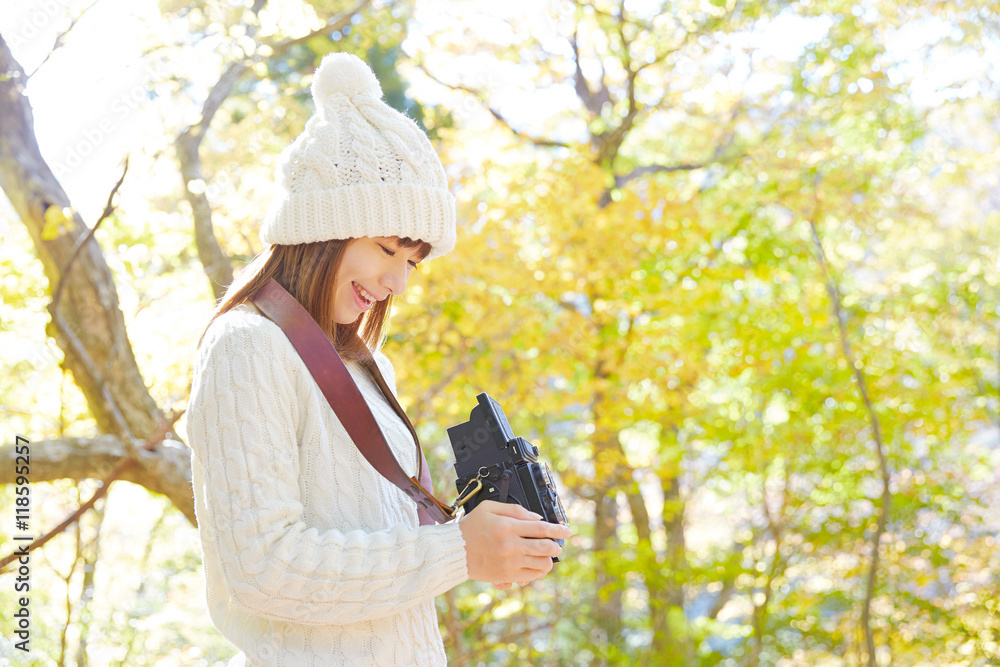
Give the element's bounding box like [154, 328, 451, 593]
[328, 280, 345, 313]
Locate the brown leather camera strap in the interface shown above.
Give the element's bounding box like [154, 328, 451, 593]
[251, 278, 454, 525]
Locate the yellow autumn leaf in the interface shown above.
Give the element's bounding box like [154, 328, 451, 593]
[41, 205, 72, 240]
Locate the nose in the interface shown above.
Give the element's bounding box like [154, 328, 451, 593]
[382, 262, 409, 296]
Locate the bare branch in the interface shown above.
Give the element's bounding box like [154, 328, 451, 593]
[47, 158, 139, 448]
[265, 0, 371, 58]
[749, 466, 789, 667]
[51, 158, 129, 312]
[600, 95, 748, 205]
[452, 620, 557, 665]
[26, 0, 101, 80]
[178, 0, 371, 301]
[707, 578, 736, 620]
[635, 42, 684, 74]
[618, 162, 706, 187]
[806, 180, 891, 667]
[571, 28, 610, 117]
[177, 63, 241, 300]
[0, 460, 122, 572]
[196, 64, 250, 140]
[2, 33, 164, 439]
[457, 592, 506, 634]
[415, 63, 572, 149]
[1, 30, 195, 555]
[408, 352, 478, 422]
[0, 412, 186, 572]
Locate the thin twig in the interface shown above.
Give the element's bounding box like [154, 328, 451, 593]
[0, 459, 125, 573]
[414, 63, 572, 149]
[749, 464, 790, 667]
[807, 182, 890, 667]
[452, 620, 557, 665]
[50, 157, 129, 312]
[26, 0, 101, 80]
[457, 593, 505, 635]
[0, 412, 180, 572]
[264, 0, 371, 58]
[47, 159, 135, 453]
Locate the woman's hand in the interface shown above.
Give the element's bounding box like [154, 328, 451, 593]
[459, 500, 572, 586]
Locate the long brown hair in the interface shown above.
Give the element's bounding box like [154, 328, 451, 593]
[199, 237, 431, 361]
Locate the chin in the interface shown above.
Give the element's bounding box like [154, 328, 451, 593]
[333, 311, 363, 326]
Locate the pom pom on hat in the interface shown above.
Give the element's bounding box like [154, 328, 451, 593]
[260, 52, 457, 260]
[311, 52, 383, 108]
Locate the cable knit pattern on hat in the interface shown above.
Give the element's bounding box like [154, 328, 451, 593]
[260, 53, 457, 260]
[186, 309, 468, 666]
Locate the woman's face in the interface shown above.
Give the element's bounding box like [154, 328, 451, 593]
[331, 236, 423, 324]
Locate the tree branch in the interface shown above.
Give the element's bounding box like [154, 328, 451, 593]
[0, 415, 191, 573]
[457, 591, 506, 634]
[51, 158, 128, 314]
[707, 578, 736, 620]
[807, 180, 891, 667]
[615, 162, 708, 188]
[178, 0, 371, 301]
[452, 620, 557, 665]
[749, 465, 789, 667]
[415, 63, 572, 149]
[265, 0, 371, 58]
[26, 0, 101, 80]
[0, 32, 164, 440]
[571, 27, 610, 118]
[600, 98, 748, 206]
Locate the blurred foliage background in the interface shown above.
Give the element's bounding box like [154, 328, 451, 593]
[1, 0, 998, 665]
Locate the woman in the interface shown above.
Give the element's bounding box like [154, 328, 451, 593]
[185, 53, 570, 666]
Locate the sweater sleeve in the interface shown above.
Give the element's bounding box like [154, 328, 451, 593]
[186, 315, 468, 626]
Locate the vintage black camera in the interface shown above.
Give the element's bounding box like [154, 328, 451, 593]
[448, 393, 568, 560]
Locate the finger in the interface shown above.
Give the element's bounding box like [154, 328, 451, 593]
[516, 520, 572, 540]
[522, 536, 563, 558]
[493, 583, 513, 591]
[520, 555, 555, 577]
[486, 501, 541, 521]
[514, 567, 551, 584]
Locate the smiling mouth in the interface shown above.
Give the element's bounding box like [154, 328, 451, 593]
[352, 282, 374, 309]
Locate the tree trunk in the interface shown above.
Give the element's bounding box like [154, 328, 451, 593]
[0, 34, 194, 523]
[592, 489, 622, 655]
[176, 61, 246, 302]
[178, 125, 235, 302]
[655, 474, 694, 664]
[0, 34, 163, 441]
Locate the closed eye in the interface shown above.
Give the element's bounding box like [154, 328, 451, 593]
[380, 243, 419, 268]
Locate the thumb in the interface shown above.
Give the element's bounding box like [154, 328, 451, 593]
[487, 501, 541, 521]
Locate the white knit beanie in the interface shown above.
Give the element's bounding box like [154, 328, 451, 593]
[259, 53, 456, 260]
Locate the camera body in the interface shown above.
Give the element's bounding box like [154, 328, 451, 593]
[448, 393, 568, 560]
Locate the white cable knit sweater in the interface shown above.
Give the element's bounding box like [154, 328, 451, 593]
[185, 309, 469, 666]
